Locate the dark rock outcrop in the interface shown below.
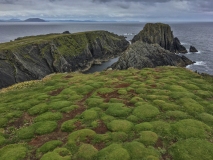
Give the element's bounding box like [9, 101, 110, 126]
[190, 46, 198, 52]
[110, 41, 194, 70]
[0, 31, 129, 89]
[132, 23, 188, 53]
[173, 37, 188, 53]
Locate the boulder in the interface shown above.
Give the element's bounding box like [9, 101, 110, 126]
[132, 23, 187, 53]
[189, 46, 198, 52]
[109, 41, 194, 70]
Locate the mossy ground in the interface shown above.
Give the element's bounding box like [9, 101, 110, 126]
[0, 66, 213, 159]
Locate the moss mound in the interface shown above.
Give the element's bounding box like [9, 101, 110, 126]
[0, 67, 213, 159]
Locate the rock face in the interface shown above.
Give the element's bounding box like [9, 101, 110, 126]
[173, 37, 188, 53]
[132, 23, 188, 53]
[190, 46, 198, 52]
[0, 31, 129, 89]
[110, 41, 194, 70]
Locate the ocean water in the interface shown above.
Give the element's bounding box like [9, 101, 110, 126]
[0, 22, 212, 75]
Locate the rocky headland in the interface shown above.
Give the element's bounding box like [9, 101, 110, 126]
[110, 41, 193, 70]
[0, 31, 129, 89]
[132, 23, 188, 53]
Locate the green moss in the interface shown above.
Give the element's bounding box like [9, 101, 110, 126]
[111, 132, 128, 142]
[76, 143, 98, 160]
[81, 109, 98, 121]
[151, 121, 171, 137]
[0, 118, 8, 128]
[0, 135, 6, 146]
[106, 103, 131, 117]
[34, 121, 57, 135]
[101, 114, 116, 123]
[130, 97, 143, 104]
[165, 111, 189, 120]
[107, 120, 133, 132]
[37, 140, 63, 154]
[0, 144, 27, 160]
[199, 113, 213, 126]
[123, 141, 159, 160]
[109, 98, 124, 103]
[68, 129, 96, 144]
[75, 85, 94, 95]
[178, 98, 204, 114]
[153, 100, 179, 111]
[61, 119, 77, 132]
[49, 101, 71, 110]
[17, 126, 35, 139]
[127, 115, 139, 123]
[40, 151, 70, 160]
[133, 104, 160, 120]
[170, 138, 213, 160]
[86, 98, 104, 108]
[96, 143, 130, 160]
[28, 103, 49, 115]
[135, 122, 153, 132]
[60, 105, 79, 113]
[139, 131, 158, 146]
[97, 88, 114, 94]
[34, 112, 62, 122]
[171, 119, 211, 139]
[118, 89, 128, 95]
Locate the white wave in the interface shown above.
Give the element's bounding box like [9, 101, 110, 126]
[193, 61, 206, 66]
[123, 33, 135, 36]
[186, 61, 206, 69]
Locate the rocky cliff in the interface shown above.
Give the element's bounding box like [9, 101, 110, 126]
[0, 31, 129, 89]
[132, 23, 188, 53]
[110, 41, 194, 70]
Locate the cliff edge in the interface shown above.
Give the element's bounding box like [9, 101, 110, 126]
[0, 31, 129, 89]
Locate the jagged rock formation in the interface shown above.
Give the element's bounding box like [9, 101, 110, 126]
[173, 37, 188, 53]
[132, 23, 188, 53]
[110, 41, 194, 70]
[190, 46, 198, 52]
[0, 31, 129, 89]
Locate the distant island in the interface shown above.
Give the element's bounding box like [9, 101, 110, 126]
[24, 18, 46, 22]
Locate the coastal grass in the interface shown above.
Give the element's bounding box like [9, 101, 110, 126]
[0, 66, 213, 159]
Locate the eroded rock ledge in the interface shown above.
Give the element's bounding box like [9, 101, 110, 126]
[0, 31, 129, 89]
[110, 41, 194, 70]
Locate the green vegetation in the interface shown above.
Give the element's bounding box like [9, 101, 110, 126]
[0, 66, 213, 159]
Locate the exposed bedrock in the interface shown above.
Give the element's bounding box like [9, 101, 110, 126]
[110, 41, 194, 70]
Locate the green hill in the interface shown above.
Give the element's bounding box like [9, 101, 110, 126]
[0, 66, 213, 160]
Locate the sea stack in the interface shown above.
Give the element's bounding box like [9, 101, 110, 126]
[132, 23, 188, 53]
[190, 46, 198, 52]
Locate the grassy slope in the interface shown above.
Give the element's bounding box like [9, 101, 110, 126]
[0, 66, 213, 160]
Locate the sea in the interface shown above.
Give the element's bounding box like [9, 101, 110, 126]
[0, 22, 212, 75]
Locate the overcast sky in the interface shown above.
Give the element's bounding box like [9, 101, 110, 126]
[0, 0, 212, 21]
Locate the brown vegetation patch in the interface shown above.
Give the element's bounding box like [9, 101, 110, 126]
[49, 88, 64, 96]
[150, 84, 157, 88]
[64, 75, 73, 79]
[99, 90, 120, 103]
[93, 120, 108, 134]
[8, 112, 34, 129]
[162, 153, 173, 160]
[94, 142, 106, 150]
[155, 138, 164, 148]
[114, 83, 130, 88]
[74, 121, 84, 130]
